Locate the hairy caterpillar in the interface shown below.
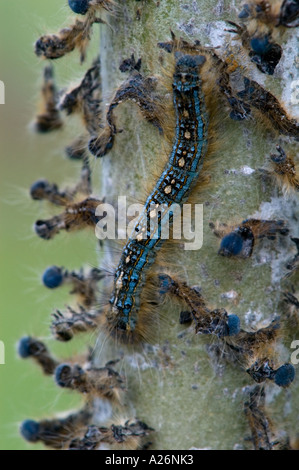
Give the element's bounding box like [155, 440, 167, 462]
[158, 273, 242, 338]
[228, 0, 299, 74]
[34, 59, 102, 159]
[92, 35, 298, 343]
[99, 51, 213, 343]
[42, 265, 105, 306]
[30, 158, 105, 240]
[226, 20, 282, 75]
[159, 274, 295, 387]
[18, 336, 60, 375]
[51, 305, 99, 341]
[261, 146, 299, 194]
[93, 33, 298, 165]
[20, 406, 93, 449]
[15, 0, 299, 445]
[18, 336, 126, 403]
[88, 68, 164, 158]
[244, 385, 291, 450]
[18, 335, 125, 405]
[210, 218, 289, 258]
[33, 65, 64, 133]
[59, 58, 102, 159]
[238, 0, 299, 28]
[68, 420, 154, 450]
[35, 1, 114, 62]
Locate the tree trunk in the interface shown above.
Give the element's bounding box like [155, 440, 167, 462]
[91, 0, 299, 450]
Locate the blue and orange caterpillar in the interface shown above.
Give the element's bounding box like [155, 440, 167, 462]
[101, 51, 212, 343]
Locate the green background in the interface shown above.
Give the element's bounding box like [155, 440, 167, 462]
[0, 0, 101, 450]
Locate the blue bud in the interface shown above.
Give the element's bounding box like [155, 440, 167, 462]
[55, 363, 71, 387]
[30, 179, 48, 200]
[219, 232, 243, 256]
[274, 363, 295, 387]
[18, 337, 33, 358]
[227, 315, 241, 336]
[68, 0, 90, 15]
[179, 311, 192, 324]
[250, 36, 271, 55]
[238, 4, 250, 18]
[158, 274, 174, 295]
[20, 420, 40, 442]
[42, 266, 63, 289]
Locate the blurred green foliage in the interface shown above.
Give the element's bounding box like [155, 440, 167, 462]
[0, 0, 101, 449]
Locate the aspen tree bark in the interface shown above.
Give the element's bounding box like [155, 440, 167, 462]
[94, 0, 299, 450]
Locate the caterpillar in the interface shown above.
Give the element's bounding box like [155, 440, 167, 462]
[42, 265, 105, 306]
[12, 0, 299, 451]
[59, 58, 102, 159]
[34, 59, 102, 159]
[227, 0, 299, 75]
[226, 20, 283, 75]
[88, 67, 164, 158]
[210, 218, 289, 258]
[68, 419, 154, 450]
[238, 0, 299, 28]
[94, 33, 299, 164]
[100, 52, 211, 343]
[20, 406, 93, 449]
[18, 336, 126, 402]
[30, 157, 105, 240]
[244, 385, 291, 450]
[262, 146, 299, 194]
[35, 0, 115, 63]
[159, 274, 295, 388]
[158, 273, 242, 338]
[33, 64, 64, 133]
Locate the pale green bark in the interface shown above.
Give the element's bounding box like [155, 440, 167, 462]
[94, 0, 299, 450]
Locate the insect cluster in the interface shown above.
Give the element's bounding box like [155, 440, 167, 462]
[227, 0, 299, 75]
[19, 0, 299, 450]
